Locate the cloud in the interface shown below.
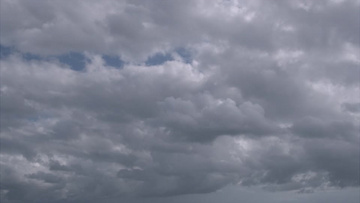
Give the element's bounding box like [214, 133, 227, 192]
[0, 0, 359, 203]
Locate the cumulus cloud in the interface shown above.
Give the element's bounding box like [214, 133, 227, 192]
[0, 0, 359, 203]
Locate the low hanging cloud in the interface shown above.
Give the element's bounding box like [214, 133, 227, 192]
[0, 0, 359, 203]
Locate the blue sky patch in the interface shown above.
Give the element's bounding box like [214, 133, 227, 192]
[58, 52, 87, 71]
[103, 55, 124, 68]
[145, 52, 173, 66]
[175, 47, 192, 64]
[0, 45, 15, 59]
[1, 44, 86, 71]
[23, 53, 43, 61]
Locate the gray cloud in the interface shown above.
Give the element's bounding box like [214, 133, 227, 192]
[0, 0, 359, 203]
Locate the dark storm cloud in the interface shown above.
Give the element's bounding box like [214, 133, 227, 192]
[0, 0, 359, 203]
[342, 102, 360, 113]
[291, 117, 358, 140]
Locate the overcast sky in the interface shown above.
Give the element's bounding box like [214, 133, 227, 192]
[0, 0, 359, 202]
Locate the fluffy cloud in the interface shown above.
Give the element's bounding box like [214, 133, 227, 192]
[0, 0, 359, 203]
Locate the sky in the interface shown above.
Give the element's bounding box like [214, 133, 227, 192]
[0, 0, 359, 202]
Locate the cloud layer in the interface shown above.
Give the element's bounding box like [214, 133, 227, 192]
[1, 0, 359, 202]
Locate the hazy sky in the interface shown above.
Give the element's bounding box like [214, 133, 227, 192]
[0, 0, 359, 202]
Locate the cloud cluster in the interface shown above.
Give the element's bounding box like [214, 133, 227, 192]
[0, 0, 359, 202]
